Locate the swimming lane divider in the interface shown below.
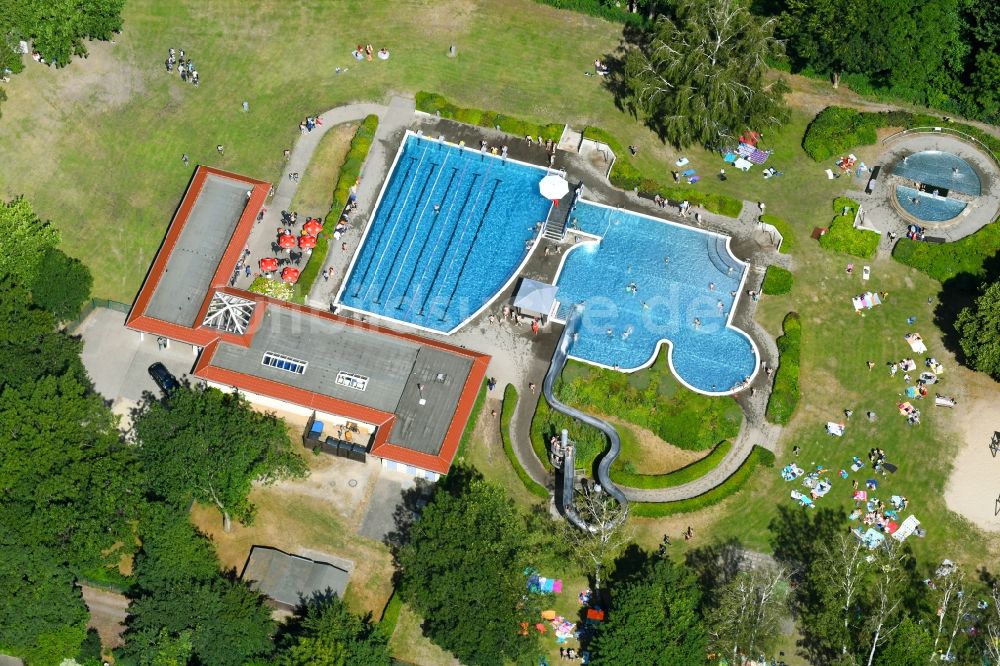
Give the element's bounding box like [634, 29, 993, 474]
[437, 179, 502, 322]
[414, 174, 483, 317]
[349, 156, 418, 298]
[393, 167, 461, 311]
[372, 163, 440, 305]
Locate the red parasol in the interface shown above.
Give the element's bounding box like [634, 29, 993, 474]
[298, 234, 317, 250]
[303, 219, 323, 236]
[278, 233, 296, 250]
[280, 267, 300, 283]
[259, 257, 279, 272]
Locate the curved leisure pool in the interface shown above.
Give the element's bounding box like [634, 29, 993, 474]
[554, 201, 758, 394]
[891, 150, 981, 196]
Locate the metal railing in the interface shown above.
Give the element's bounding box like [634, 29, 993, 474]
[66, 298, 131, 333]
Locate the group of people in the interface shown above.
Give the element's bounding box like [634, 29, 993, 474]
[299, 115, 323, 133]
[558, 647, 581, 660]
[353, 43, 390, 61]
[164, 48, 199, 86]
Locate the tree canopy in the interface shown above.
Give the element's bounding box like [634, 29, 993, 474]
[396, 469, 542, 665]
[276, 594, 391, 666]
[0, 0, 125, 67]
[0, 197, 60, 286]
[623, 0, 789, 147]
[133, 384, 307, 531]
[956, 280, 1000, 380]
[30, 247, 93, 321]
[589, 555, 705, 665]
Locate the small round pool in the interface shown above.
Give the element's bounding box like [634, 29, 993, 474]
[895, 185, 967, 222]
[891, 150, 981, 196]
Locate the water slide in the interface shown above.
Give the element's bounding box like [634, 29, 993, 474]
[543, 305, 629, 528]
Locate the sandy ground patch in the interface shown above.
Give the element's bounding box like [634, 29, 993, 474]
[81, 584, 129, 650]
[605, 417, 706, 475]
[943, 371, 1000, 533]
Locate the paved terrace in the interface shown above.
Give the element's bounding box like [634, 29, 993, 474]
[263, 98, 787, 502]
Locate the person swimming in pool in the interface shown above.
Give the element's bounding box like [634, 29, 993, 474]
[708, 282, 716, 291]
[606, 328, 614, 337]
[693, 318, 701, 328]
[622, 326, 632, 340]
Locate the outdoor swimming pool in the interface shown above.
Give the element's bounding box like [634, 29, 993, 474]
[895, 185, 967, 222]
[337, 133, 550, 332]
[556, 201, 758, 394]
[892, 151, 981, 196]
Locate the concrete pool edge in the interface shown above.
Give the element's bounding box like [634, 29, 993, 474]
[334, 129, 556, 335]
[550, 199, 761, 396]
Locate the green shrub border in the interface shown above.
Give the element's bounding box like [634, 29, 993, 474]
[630, 447, 775, 517]
[500, 385, 549, 499]
[760, 214, 793, 254]
[415, 92, 563, 142]
[765, 312, 802, 425]
[802, 106, 1000, 164]
[610, 440, 733, 490]
[892, 221, 1000, 286]
[818, 197, 879, 259]
[294, 115, 380, 302]
[455, 379, 489, 462]
[581, 127, 743, 217]
[379, 590, 403, 637]
[761, 266, 793, 296]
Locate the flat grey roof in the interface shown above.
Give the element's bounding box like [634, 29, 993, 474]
[210, 307, 473, 455]
[145, 174, 250, 327]
[241, 546, 349, 608]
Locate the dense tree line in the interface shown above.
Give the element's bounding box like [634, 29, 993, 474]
[0, 0, 124, 69]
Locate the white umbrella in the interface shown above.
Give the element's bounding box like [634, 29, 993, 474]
[538, 174, 569, 202]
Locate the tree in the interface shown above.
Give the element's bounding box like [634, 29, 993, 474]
[396, 469, 541, 665]
[956, 280, 1000, 379]
[0, 371, 139, 570]
[0, 196, 60, 284]
[873, 617, 933, 666]
[590, 555, 705, 665]
[134, 385, 307, 531]
[30, 247, 92, 321]
[120, 578, 275, 666]
[705, 564, 790, 665]
[563, 489, 631, 592]
[276, 594, 391, 666]
[0, 277, 87, 392]
[0, 534, 89, 662]
[131, 505, 221, 594]
[623, 0, 788, 147]
[0, 0, 124, 67]
[862, 543, 908, 666]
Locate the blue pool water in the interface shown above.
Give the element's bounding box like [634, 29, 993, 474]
[339, 134, 550, 332]
[895, 185, 967, 222]
[891, 151, 981, 196]
[557, 202, 757, 393]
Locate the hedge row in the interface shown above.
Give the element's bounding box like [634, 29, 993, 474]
[610, 440, 733, 490]
[582, 126, 743, 217]
[294, 115, 380, 302]
[760, 214, 793, 254]
[500, 385, 550, 499]
[818, 197, 879, 259]
[765, 312, 802, 425]
[531, 0, 647, 27]
[892, 222, 1000, 287]
[455, 379, 488, 462]
[761, 266, 793, 295]
[630, 446, 775, 518]
[379, 590, 403, 638]
[803, 106, 1000, 164]
[415, 92, 563, 142]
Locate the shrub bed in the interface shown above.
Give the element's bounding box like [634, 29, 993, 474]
[803, 106, 1000, 164]
[530, 394, 608, 471]
[892, 222, 1000, 288]
[558, 354, 742, 452]
[765, 312, 802, 425]
[248, 275, 293, 301]
[415, 92, 563, 142]
[761, 266, 793, 295]
[455, 379, 488, 462]
[630, 447, 775, 517]
[760, 214, 793, 254]
[500, 385, 549, 499]
[294, 115, 379, 302]
[818, 197, 879, 258]
[582, 127, 743, 218]
[610, 440, 733, 490]
[379, 590, 402, 637]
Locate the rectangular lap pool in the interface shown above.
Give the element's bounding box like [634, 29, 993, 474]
[337, 133, 551, 333]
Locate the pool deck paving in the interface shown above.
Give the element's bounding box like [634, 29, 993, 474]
[273, 96, 788, 503]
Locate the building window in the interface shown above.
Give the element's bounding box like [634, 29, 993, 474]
[335, 371, 369, 391]
[261, 351, 307, 375]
